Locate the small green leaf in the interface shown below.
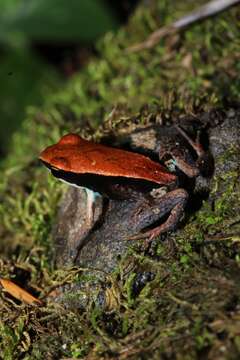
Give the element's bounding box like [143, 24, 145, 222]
[180, 254, 189, 264]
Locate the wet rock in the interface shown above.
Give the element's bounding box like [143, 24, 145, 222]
[53, 187, 103, 267]
[52, 109, 240, 309]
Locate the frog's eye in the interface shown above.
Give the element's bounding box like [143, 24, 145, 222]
[51, 156, 70, 170]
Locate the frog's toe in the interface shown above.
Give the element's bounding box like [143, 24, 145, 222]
[126, 232, 149, 241]
[126, 229, 161, 242]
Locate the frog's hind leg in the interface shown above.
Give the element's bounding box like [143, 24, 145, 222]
[143, 199, 186, 242]
[129, 188, 188, 242]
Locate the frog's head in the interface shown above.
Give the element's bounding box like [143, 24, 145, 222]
[39, 134, 85, 173]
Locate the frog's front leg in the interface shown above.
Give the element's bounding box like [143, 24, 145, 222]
[170, 125, 212, 178]
[161, 125, 207, 178]
[129, 188, 188, 242]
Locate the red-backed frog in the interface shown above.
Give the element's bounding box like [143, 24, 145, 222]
[39, 122, 211, 270]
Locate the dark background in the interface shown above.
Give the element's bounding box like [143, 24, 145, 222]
[0, 0, 138, 157]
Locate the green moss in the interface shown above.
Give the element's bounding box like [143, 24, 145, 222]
[1, 0, 240, 358]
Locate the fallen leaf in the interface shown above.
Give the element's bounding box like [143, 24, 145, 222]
[0, 278, 42, 305]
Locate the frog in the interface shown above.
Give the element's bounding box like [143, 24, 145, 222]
[40, 121, 212, 272]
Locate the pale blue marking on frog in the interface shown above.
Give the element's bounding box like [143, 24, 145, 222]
[165, 158, 177, 172]
[54, 174, 101, 226]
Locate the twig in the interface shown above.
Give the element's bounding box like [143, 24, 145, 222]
[204, 233, 240, 243]
[128, 0, 240, 52]
[166, 291, 199, 311]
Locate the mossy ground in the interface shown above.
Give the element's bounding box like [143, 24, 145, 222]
[0, 1, 240, 359]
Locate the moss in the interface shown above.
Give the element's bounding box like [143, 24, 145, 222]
[1, 0, 240, 358]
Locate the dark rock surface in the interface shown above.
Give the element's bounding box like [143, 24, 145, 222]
[53, 109, 239, 274]
[53, 187, 103, 267]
